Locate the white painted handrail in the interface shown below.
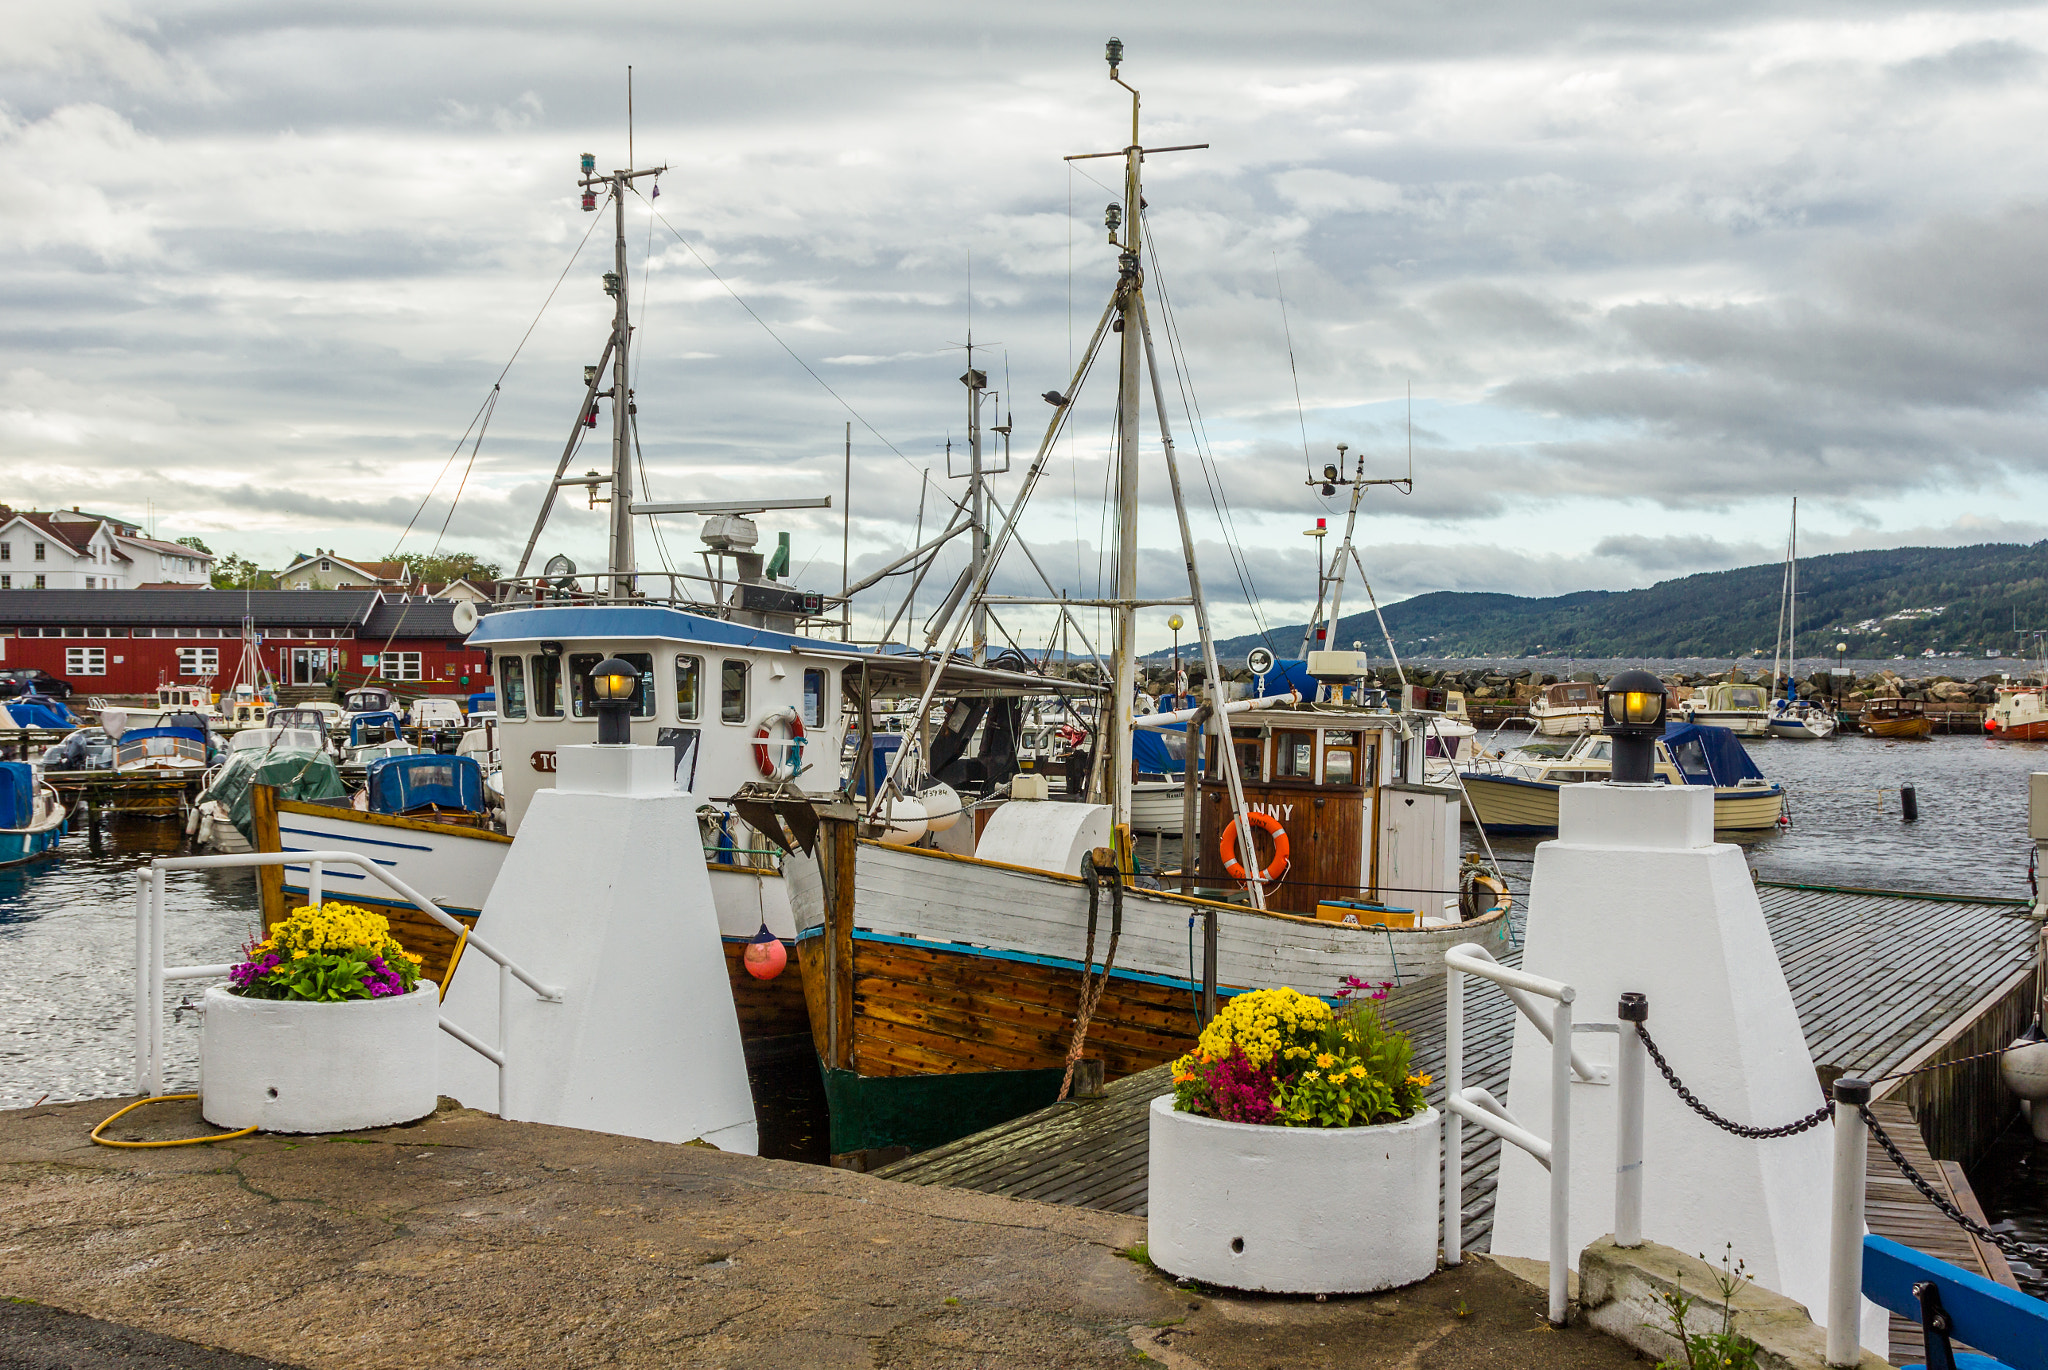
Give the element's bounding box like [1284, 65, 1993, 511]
[1443, 941, 1582, 1328]
[134, 849, 562, 1119]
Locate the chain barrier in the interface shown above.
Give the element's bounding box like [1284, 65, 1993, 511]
[1637, 1024, 1837, 1138]
[1860, 1104, 2048, 1267]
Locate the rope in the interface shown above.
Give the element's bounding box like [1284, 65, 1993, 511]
[1057, 855, 1124, 1101]
[1861, 1104, 2048, 1264]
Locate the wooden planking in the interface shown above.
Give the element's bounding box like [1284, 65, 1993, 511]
[885, 881, 2040, 1285]
[1194, 778, 1367, 917]
[719, 940, 811, 1040]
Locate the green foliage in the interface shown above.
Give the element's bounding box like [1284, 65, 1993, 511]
[174, 535, 213, 555]
[1210, 542, 2048, 659]
[397, 551, 501, 586]
[210, 553, 276, 589]
[1275, 1001, 1430, 1128]
[1652, 1246, 1761, 1370]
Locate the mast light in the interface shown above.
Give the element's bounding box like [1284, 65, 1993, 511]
[580, 153, 596, 174]
[602, 272, 621, 298]
[581, 191, 597, 212]
[1105, 37, 1123, 72]
[1104, 202, 1122, 243]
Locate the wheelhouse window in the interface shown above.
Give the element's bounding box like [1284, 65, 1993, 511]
[675, 654, 702, 720]
[1273, 730, 1315, 780]
[498, 656, 527, 720]
[569, 652, 655, 719]
[1323, 730, 1359, 785]
[532, 653, 563, 718]
[802, 668, 828, 728]
[721, 659, 748, 723]
[1224, 731, 1262, 781]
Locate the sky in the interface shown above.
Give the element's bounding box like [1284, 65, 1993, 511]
[6, 1, 2048, 653]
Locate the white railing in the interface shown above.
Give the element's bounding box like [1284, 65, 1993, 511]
[135, 850, 562, 1118]
[1443, 942, 1607, 1327]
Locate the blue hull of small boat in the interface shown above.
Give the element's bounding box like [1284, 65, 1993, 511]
[0, 819, 66, 867]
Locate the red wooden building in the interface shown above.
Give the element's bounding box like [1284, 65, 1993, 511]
[0, 590, 491, 698]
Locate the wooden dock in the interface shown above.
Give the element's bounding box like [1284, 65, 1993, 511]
[882, 881, 2040, 1335]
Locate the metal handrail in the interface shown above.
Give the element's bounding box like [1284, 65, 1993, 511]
[1443, 942, 1600, 1328]
[135, 850, 562, 1118]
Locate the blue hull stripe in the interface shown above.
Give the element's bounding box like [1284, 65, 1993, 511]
[279, 824, 434, 854]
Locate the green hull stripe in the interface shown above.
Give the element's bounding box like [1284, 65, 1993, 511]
[821, 1064, 1067, 1155]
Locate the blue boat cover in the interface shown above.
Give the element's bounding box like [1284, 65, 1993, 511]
[466, 692, 496, 714]
[4, 696, 77, 729]
[349, 711, 405, 745]
[1132, 722, 1203, 776]
[1661, 721, 1767, 787]
[0, 761, 31, 829]
[123, 726, 209, 745]
[1252, 659, 1320, 700]
[367, 754, 484, 815]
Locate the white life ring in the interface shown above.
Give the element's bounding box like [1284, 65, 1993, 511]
[752, 707, 806, 780]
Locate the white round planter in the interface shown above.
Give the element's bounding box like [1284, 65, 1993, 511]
[1146, 1095, 1440, 1294]
[200, 984, 441, 1133]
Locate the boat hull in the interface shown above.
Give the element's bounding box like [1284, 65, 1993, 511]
[1528, 706, 1599, 737]
[1128, 781, 1190, 835]
[0, 811, 65, 867]
[1461, 773, 1784, 833]
[1862, 715, 1934, 739]
[1990, 718, 2048, 741]
[788, 826, 1513, 1156]
[1677, 708, 1770, 738]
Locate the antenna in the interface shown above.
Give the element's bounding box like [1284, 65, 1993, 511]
[627, 66, 634, 169]
[1406, 379, 1413, 487]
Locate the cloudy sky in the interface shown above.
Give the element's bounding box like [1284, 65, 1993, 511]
[7, 2, 2048, 651]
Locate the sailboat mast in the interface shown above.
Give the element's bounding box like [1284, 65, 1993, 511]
[607, 170, 636, 598]
[966, 336, 989, 665]
[1788, 496, 1798, 675]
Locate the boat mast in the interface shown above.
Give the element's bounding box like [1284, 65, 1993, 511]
[1299, 443, 1410, 658]
[1787, 496, 1799, 688]
[1103, 66, 1144, 821]
[965, 337, 990, 665]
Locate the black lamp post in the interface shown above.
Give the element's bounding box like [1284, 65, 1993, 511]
[588, 656, 639, 745]
[1600, 669, 1668, 785]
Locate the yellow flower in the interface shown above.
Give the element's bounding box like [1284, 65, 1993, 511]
[291, 949, 309, 960]
[1314, 1053, 1335, 1069]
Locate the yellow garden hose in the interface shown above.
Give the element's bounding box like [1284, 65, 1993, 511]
[90, 1094, 257, 1148]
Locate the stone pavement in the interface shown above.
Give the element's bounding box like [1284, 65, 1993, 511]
[1, 1097, 1649, 1368]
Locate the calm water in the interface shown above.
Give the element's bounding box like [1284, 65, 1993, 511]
[4, 737, 2045, 1271]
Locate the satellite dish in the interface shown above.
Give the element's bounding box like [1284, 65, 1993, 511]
[1247, 647, 1276, 677]
[543, 554, 577, 579]
[451, 600, 479, 635]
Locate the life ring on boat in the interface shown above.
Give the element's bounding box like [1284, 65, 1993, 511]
[752, 707, 805, 780]
[1219, 810, 1289, 885]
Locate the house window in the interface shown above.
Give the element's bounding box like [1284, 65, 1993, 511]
[0, 575, 8, 589]
[803, 669, 828, 728]
[319, 559, 331, 571]
[0, 542, 9, 560]
[65, 647, 106, 676]
[177, 646, 219, 676]
[675, 654, 702, 720]
[85, 576, 95, 589]
[721, 660, 749, 723]
[33, 575, 45, 589]
[498, 657, 526, 719]
[378, 651, 422, 682]
[33, 542, 45, 562]
[532, 653, 563, 717]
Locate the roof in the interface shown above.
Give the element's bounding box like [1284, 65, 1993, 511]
[114, 532, 216, 561]
[0, 589, 379, 629]
[279, 553, 407, 583]
[360, 597, 465, 640]
[2, 511, 94, 555]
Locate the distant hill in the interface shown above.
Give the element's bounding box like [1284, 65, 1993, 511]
[1195, 542, 2048, 662]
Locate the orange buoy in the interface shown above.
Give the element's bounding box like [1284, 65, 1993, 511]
[742, 923, 788, 980]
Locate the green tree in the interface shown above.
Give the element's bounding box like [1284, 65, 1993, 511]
[175, 535, 213, 555]
[397, 551, 502, 586]
[211, 554, 276, 590]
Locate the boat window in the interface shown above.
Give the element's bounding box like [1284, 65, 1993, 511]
[1325, 745, 1356, 785]
[676, 655, 702, 720]
[568, 653, 603, 718]
[1731, 688, 1762, 708]
[803, 668, 828, 728]
[624, 653, 655, 718]
[721, 660, 748, 723]
[531, 653, 563, 718]
[1274, 731, 1315, 780]
[1565, 685, 1591, 702]
[1582, 738, 1611, 760]
[1222, 733, 1262, 781]
[498, 657, 527, 720]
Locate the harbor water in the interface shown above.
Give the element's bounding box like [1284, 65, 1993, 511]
[3, 733, 2043, 1281]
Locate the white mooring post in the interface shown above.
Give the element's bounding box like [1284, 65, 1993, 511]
[1825, 1077, 1871, 1368]
[1614, 992, 1647, 1248]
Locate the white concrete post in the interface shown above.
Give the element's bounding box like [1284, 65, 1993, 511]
[148, 863, 166, 1097]
[1826, 1077, 1870, 1368]
[132, 871, 150, 1095]
[1548, 994, 1572, 1326]
[306, 859, 323, 908]
[1445, 958, 1465, 1266]
[1615, 991, 1647, 1248]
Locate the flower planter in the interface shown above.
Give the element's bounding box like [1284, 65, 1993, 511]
[200, 984, 441, 1133]
[1146, 1095, 1440, 1294]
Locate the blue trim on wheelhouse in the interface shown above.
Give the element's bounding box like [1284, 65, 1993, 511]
[470, 604, 871, 656]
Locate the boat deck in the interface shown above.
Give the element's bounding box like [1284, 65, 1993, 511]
[881, 881, 2040, 1339]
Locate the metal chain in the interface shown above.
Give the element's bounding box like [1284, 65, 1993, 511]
[1637, 1025, 1837, 1139]
[1861, 1105, 2048, 1266]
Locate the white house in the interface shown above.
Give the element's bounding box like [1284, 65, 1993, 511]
[0, 507, 215, 591]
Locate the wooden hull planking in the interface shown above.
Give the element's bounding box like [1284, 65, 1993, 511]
[1863, 715, 1935, 739]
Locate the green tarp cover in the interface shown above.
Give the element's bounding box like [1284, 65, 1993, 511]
[201, 747, 347, 842]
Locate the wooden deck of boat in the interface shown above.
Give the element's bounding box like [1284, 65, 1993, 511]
[879, 881, 2038, 1319]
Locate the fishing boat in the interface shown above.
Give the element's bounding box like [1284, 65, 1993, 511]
[1459, 721, 1785, 834]
[1527, 680, 1602, 736]
[1677, 679, 1771, 736]
[771, 48, 1514, 1159]
[1765, 499, 1835, 740]
[1861, 697, 1934, 738]
[1985, 636, 2047, 741]
[0, 760, 66, 866]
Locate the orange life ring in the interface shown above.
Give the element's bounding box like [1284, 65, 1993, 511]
[752, 707, 806, 780]
[1219, 809, 1289, 884]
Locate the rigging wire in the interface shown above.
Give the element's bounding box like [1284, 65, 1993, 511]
[634, 189, 964, 516]
[630, 188, 679, 581]
[428, 385, 499, 554]
[392, 203, 609, 555]
[1274, 254, 1314, 483]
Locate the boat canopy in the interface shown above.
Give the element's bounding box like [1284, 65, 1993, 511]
[122, 726, 209, 746]
[366, 754, 484, 815]
[0, 761, 32, 829]
[349, 711, 404, 745]
[466, 691, 496, 714]
[268, 707, 329, 733]
[345, 687, 398, 713]
[4, 696, 77, 730]
[1660, 722, 1766, 787]
[1132, 721, 1202, 776]
[201, 748, 346, 842]
[1251, 660, 1320, 700]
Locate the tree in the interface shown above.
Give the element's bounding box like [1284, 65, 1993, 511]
[397, 551, 502, 587]
[211, 554, 276, 590]
[175, 535, 213, 555]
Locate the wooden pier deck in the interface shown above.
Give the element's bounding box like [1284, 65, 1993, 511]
[881, 881, 2041, 1338]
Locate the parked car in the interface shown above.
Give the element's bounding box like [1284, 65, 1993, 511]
[0, 669, 74, 701]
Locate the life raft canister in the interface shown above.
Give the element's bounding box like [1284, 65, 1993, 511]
[752, 707, 806, 780]
[1219, 809, 1290, 885]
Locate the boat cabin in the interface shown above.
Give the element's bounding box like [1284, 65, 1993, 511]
[343, 686, 400, 718]
[1186, 705, 1459, 919]
[115, 725, 210, 772]
[155, 684, 216, 713]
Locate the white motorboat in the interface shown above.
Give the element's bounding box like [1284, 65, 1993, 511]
[1528, 680, 1602, 736]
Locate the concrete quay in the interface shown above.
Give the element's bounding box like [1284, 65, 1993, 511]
[0, 1096, 1656, 1369]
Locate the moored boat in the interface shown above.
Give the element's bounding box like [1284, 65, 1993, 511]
[1677, 680, 1771, 736]
[1861, 697, 1934, 738]
[1527, 680, 1601, 736]
[1986, 685, 2047, 740]
[0, 761, 65, 866]
[1460, 721, 1785, 833]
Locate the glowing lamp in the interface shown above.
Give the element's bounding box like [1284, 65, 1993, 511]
[588, 656, 639, 744]
[1599, 669, 1668, 785]
[581, 191, 597, 212]
[743, 923, 788, 980]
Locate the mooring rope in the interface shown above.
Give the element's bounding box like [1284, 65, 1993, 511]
[1057, 855, 1123, 1102]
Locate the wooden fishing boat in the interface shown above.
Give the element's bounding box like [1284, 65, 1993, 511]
[1861, 698, 1934, 738]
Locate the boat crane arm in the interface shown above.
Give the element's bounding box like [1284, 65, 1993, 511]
[1132, 691, 1299, 730]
